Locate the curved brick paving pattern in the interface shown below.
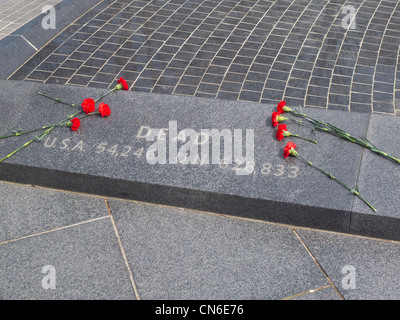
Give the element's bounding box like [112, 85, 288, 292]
[8, 0, 400, 114]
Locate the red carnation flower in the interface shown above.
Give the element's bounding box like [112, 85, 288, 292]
[283, 141, 297, 159]
[81, 98, 95, 114]
[276, 124, 288, 141]
[117, 77, 129, 90]
[271, 111, 280, 127]
[271, 111, 287, 127]
[277, 100, 286, 113]
[98, 103, 111, 117]
[277, 100, 292, 113]
[69, 117, 80, 131]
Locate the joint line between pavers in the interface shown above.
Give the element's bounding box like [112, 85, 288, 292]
[21, 35, 38, 51]
[291, 228, 345, 300]
[393, 46, 400, 114]
[349, 112, 371, 225]
[104, 198, 141, 300]
[280, 284, 333, 300]
[0, 215, 109, 246]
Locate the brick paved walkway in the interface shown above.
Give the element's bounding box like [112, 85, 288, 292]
[8, 0, 400, 114]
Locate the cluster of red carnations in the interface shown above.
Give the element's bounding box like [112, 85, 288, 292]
[272, 100, 317, 148]
[272, 101, 299, 159]
[69, 77, 128, 131]
[270, 100, 377, 212]
[73, 99, 111, 131]
[0, 77, 129, 164]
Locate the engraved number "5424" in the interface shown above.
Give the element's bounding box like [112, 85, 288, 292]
[95, 142, 144, 158]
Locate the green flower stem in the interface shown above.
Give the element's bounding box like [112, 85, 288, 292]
[373, 150, 400, 163]
[323, 128, 400, 164]
[291, 134, 318, 144]
[290, 111, 400, 164]
[295, 154, 377, 212]
[0, 137, 38, 163]
[0, 111, 98, 140]
[95, 87, 118, 103]
[0, 109, 93, 140]
[0, 110, 82, 163]
[285, 118, 315, 127]
[78, 111, 100, 120]
[360, 138, 400, 164]
[0, 122, 70, 139]
[38, 92, 76, 108]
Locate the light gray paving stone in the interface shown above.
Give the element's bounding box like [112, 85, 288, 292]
[107, 200, 330, 300]
[296, 228, 400, 300]
[0, 181, 108, 243]
[0, 217, 136, 300]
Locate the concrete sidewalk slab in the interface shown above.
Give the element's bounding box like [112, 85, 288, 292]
[297, 228, 400, 300]
[108, 199, 333, 300]
[0, 181, 108, 243]
[0, 180, 399, 300]
[0, 217, 136, 300]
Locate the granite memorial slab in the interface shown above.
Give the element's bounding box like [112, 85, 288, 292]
[0, 80, 376, 236]
[0, 81, 39, 131]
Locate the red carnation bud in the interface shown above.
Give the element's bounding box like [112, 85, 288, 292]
[276, 124, 288, 141]
[283, 141, 298, 159]
[271, 111, 280, 127]
[277, 100, 292, 113]
[81, 98, 95, 114]
[277, 100, 286, 112]
[68, 117, 81, 131]
[116, 77, 129, 90]
[271, 111, 287, 127]
[98, 103, 111, 117]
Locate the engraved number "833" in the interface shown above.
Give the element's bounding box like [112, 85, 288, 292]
[261, 163, 299, 178]
[219, 160, 299, 178]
